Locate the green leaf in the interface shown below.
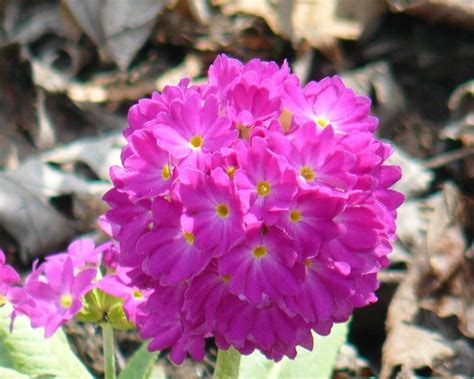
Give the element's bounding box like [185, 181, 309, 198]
[0, 367, 29, 379]
[239, 321, 350, 379]
[118, 341, 160, 379]
[0, 305, 92, 378]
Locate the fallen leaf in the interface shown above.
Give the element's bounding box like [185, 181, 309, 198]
[381, 250, 456, 378]
[154, 54, 202, 91]
[388, 0, 474, 30]
[36, 88, 56, 150]
[335, 343, 373, 377]
[387, 146, 434, 198]
[0, 46, 39, 168]
[64, 0, 168, 70]
[0, 174, 75, 262]
[2, 2, 64, 46]
[424, 183, 466, 290]
[442, 80, 474, 147]
[341, 61, 406, 129]
[186, 0, 211, 24]
[418, 184, 474, 339]
[42, 133, 123, 181]
[6, 157, 107, 199]
[381, 183, 474, 378]
[216, 0, 386, 49]
[396, 199, 430, 251]
[0, 132, 123, 261]
[30, 53, 202, 103]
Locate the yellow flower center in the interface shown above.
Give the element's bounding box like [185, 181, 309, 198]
[183, 231, 195, 245]
[252, 245, 268, 258]
[132, 290, 143, 299]
[161, 164, 171, 180]
[237, 124, 251, 139]
[215, 203, 230, 219]
[226, 166, 236, 178]
[315, 117, 329, 128]
[299, 166, 316, 182]
[222, 274, 231, 283]
[190, 135, 203, 149]
[256, 181, 271, 196]
[279, 108, 293, 133]
[304, 259, 312, 268]
[289, 210, 302, 223]
[0, 295, 6, 306]
[60, 294, 73, 308]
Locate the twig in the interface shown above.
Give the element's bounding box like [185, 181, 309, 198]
[422, 146, 474, 169]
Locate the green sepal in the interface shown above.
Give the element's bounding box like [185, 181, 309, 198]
[77, 288, 134, 330]
[76, 289, 104, 324]
[107, 302, 134, 330]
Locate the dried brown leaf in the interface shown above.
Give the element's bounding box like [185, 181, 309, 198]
[442, 80, 474, 147]
[341, 61, 406, 129]
[0, 46, 38, 168]
[64, 0, 167, 70]
[418, 185, 474, 339]
[186, 0, 211, 24]
[0, 174, 75, 262]
[335, 344, 372, 377]
[0, 131, 123, 261]
[424, 183, 466, 289]
[216, 0, 386, 49]
[31, 54, 202, 103]
[382, 324, 455, 378]
[2, 2, 64, 46]
[42, 133, 123, 181]
[7, 157, 105, 198]
[396, 200, 429, 251]
[387, 147, 434, 197]
[381, 183, 474, 378]
[381, 250, 456, 378]
[388, 0, 474, 30]
[421, 268, 474, 338]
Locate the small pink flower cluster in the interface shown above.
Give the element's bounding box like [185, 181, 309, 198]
[0, 240, 147, 337]
[102, 55, 404, 363]
[0, 250, 21, 307]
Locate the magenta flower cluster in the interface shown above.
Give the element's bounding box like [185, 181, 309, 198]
[0, 240, 147, 337]
[101, 55, 403, 363]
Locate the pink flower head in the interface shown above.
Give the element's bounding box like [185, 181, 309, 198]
[153, 92, 237, 168]
[19, 256, 96, 337]
[0, 249, 20, 306]
[111, 130, 175, 200]
[241, 58, 299, 96]
[234, 137, 297, 225]
[62, 238, 101, 270]
[269, 123, 357, 190]
[100, 241, 120, 270]
[125, 78, 194, 137]
[138, 197, 213, 285]
[101, 188, 152, 267]
[219, 226, 303, 305]
[178, 168, 245, 256]
[208, 55, 244, 99]
[278, 188, 344, 259]
[284, 76, 378, 134]
[226, 81, 281, 127]
[101, 54, 403, 363]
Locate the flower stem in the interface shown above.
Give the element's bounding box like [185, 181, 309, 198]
[213, 347, 241, 379]
[102, 323, 116, 379]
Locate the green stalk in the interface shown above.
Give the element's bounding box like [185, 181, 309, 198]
[102, 323, 116, 379]
[213, 347, 241, 379]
